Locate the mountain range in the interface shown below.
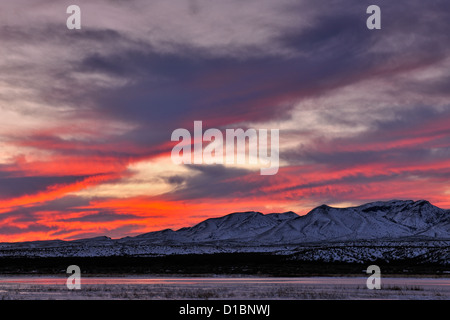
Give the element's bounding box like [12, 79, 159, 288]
[135, 199, 449, 243]
[0, 200, 448, 264]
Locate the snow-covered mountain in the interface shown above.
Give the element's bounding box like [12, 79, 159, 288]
[0, 200, 448, 263]
[135, 200, 449, 244]
[135, 211, 299, 243]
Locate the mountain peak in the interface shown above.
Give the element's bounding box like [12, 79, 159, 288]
[414, 199, 432, 206]
[281, 211, 299, 217]
[305, 204, 332, 215]
[72, 236, 112, 242]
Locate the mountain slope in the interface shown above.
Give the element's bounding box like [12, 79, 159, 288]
[136, 211, 299, 243]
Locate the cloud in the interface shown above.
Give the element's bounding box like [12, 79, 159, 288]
[161, 164, 256, 200]
[0, 175, 92, 199]
[0, 223, 56, 236]
[58, 211, 150, 223]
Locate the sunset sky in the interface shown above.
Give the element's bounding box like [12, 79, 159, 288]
[1, 0, 450, 242]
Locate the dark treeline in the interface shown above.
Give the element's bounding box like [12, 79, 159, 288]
[0, 253, 446, 276]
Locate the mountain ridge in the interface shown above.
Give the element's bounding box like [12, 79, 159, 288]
[134, 199, 449, 244]
[0, 199, 448, 264]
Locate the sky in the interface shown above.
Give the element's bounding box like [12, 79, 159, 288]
[0, 0, 450, 242]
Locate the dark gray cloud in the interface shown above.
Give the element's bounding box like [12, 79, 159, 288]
[161, 165, 261, 200]
[0, 175, 92, 199]
[0, 195, 92, 224]
[0, 223, 56, 236]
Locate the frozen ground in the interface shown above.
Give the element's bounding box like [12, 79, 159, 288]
[0, 276, 448, 300]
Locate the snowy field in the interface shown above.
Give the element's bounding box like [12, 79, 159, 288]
[0, 276, 448, 300]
